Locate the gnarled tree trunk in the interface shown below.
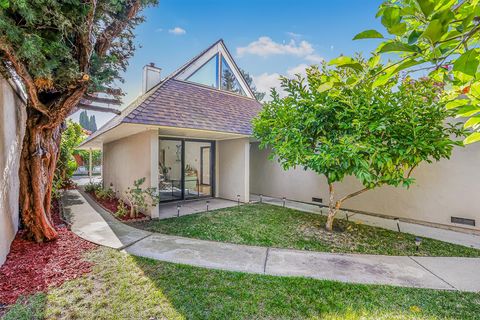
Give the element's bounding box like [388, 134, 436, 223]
[19, 107, 61, 242]
[325, 183, 370, 232]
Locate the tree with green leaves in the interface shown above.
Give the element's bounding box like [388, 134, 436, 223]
[56, 120, 86, 185]
[353, 0, 480, 144]
[241, 69, 266, 101]
[0, 0, 157, 241]
[253, 59, 463, 231]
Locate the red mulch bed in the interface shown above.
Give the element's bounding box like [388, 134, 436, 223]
[86, 191, 148, 222]
[0, 200, 97, 306]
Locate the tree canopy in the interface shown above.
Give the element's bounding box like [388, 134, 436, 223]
[354, 0, 480, 144]
[0, 0, 157, 241]
[253, 59, 464, 230]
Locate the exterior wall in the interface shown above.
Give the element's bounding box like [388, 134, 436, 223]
[250, 142, 480, 231]
[103, 130, 158, 217]
[0, 77, 26, 265]
[218, 138, 250, 203]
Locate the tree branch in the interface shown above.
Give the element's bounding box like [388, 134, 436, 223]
[77, 0, 98, 72]
[338, 187, 370, 204]
[94, 1, 143, 57]
[0, 42, 50, 117]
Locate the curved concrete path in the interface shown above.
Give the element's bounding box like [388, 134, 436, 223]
[63, 189, 480, 292]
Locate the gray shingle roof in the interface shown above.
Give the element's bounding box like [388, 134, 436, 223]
[122, 79, 262, 135]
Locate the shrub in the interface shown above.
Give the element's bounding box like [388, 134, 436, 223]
[84, 181, 102, 193]
[115, 200, 129, 218]
[95, 186, 115, 200]
[125, 177, 160, 218]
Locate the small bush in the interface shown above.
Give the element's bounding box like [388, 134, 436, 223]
[95, 187, 115, 200]
[116, 200, 128, 218]
[84, 182, 102, 193]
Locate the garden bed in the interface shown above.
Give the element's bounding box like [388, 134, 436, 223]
[0, 199, 97, 311]
[85, 191, 149, 222]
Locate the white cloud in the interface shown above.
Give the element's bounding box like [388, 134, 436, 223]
[286, 64, 309, 77]
[286, 31, 302, 39]
[305, 54, 324, 63]
[156, 28, 163, 33]
[252, 72, 284, 100]
[168, 27, 186, 35]
[237, 36, 314, 58]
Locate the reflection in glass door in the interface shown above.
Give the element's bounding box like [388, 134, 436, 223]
[158, 138, 214, 203]
[158, 139, 183, 202]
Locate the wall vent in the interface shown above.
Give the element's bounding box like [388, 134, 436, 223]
[312, 197, 323, 203]
[451, 216, 475, 226]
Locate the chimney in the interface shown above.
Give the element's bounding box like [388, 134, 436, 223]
[142, 62, 162, 93]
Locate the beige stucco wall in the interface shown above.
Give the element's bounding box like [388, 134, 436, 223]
[103, 130, 158, 217]
[218, 138, 250, 203]
[250, 142, 480, 231]
[0, 77, 26, 265]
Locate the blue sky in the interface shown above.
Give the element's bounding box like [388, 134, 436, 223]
[72, 0, 385, 127]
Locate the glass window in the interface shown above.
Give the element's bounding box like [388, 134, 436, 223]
[186, 54, 219, 88]
[220, 57, 246, 96]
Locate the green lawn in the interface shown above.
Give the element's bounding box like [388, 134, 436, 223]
[131, 203, 480, 257]
[3, 247, 480, 320]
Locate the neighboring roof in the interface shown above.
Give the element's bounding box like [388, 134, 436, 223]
[123, 79, 262, 135]
[79, 39, 262, 147]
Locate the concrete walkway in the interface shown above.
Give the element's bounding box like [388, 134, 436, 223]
[63, 189, 480, 292]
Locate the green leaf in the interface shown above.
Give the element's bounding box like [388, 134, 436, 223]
[0, 0, 8, 9]
[445, 99, 470, 110]
[317, 82, 334, 93]
[388, 23, 407, 36]
[464, 132, 480, 144]
[463, 116, 480, 129]
[372, 72, 393, 88]
[421, 19, 446, 43]
[378, 42, 421, 53]
[407, 30, 422, 44]
[416, 0, 435, 17]
[470, 82, 480, 97]
[393, 59, 424, 73]
[368, 55, 381, 68]
[456, 105, 480, 117]
[453, 50, 480, 77]
[329, 56, 364, 72]
[353, 29, 384, 40]
[381, 7, 401, 28]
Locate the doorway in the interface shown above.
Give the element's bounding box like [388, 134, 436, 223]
[158, 137, 215, 202]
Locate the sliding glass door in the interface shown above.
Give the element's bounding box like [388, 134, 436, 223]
[158, 137, 214, 202]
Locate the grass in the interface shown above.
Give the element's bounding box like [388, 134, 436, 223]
[3, 247, 480, 320]
[130, 203, 480, 257]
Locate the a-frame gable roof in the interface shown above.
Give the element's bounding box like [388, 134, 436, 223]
[79, 39, 262, 148]
[173, 39, 256, 99]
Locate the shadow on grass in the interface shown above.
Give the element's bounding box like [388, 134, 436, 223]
[3, 248, 479, 319]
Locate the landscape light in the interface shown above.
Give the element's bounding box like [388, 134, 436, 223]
[237, 194, 240, 206]
[282, 197, 286, 207]
[415, 237, 422, 252]
[394, 218, 401, 232]
[206, 200, 209, 212]
[177, 203, 181, 217]
[260, 194, 263, 203]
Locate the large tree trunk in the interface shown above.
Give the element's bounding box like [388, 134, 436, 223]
[326, 183, 341, 232]
[19, 108, 61, 242]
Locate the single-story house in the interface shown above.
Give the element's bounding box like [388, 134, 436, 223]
[79, 39, 480, 232]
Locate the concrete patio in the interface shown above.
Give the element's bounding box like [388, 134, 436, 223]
[63, 188, 480, 292]
[158, 198, 238, 219]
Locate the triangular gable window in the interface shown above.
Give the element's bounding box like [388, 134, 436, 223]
[185, 52, 247, 96]
[186, 54, 219, 88]
[220, 57, 246, 96]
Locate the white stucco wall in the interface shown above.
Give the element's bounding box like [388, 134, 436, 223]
[103, 130, 158, 217]
[250, 142, 480, 231]
[0, 77, 26, 265]
[218, 138, 250, 203]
